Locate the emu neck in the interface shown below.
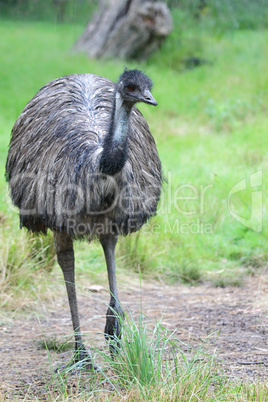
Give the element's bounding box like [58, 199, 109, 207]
[111, 93, 132, 144]
[99, 91, 134, 176]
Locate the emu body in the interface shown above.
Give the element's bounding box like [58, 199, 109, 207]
[6, 69, 162, 368]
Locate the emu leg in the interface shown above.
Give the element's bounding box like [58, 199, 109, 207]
[100, 235, 124, 354]
[54, 231, 94, 370]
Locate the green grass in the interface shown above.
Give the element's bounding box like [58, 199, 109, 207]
[23, 312, 268, 400]
[94, 314, 222, 401]
[36, 336, 74, 353]
[0, 221, 56, 307]
[0, 19, 268, 299]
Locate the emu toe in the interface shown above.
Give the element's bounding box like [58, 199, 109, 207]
[104, 303, 125, 355]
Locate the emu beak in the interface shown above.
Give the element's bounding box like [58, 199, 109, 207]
[142, 89, 158, 106]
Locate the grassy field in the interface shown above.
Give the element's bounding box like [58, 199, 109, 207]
[0, 12, 268, 401]
[1, 19, 267, 299]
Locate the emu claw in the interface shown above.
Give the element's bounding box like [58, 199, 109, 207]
[104, 303, 125, 355]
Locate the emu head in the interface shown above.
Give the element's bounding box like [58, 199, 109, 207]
[117, 69, 157, 107]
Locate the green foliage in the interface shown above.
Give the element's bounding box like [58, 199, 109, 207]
[3, 0, 267, 32]
[0, 222, 56, 304]
[0, 0, 97, 24]
[150, 0, 268, 71]
[166, 0, 268, 31]
[207, 0, 268, 31]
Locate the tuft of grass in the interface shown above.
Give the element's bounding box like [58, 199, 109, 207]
[178, 259, 202, 284]
[105, 313, 219, 398]
[210, 272, 245, 288]
[36, 336, 74, 353]
[34, 311, 268, 401]
[0, 223, 56, 307]
[243, 254, 268, 270]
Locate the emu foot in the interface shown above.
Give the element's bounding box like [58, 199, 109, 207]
[104, 301, 125, 356]
[56, 345, 98, 373]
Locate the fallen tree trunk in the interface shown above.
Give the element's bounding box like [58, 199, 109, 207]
[74, 0, 173, 60]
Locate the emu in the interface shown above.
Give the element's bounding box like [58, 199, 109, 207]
[5, 69, 162, 369]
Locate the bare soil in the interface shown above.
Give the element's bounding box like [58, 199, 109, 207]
[1, 274, 268, 399]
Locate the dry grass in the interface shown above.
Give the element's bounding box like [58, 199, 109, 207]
[0, 222, 56, 308]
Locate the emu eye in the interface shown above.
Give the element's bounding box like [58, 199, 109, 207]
[127, 85, 136, 92]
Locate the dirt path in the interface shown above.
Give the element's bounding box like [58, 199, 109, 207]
[1, 275, 268, 399]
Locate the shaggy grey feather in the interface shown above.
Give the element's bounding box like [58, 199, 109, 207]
[6, 73, 162, 239]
